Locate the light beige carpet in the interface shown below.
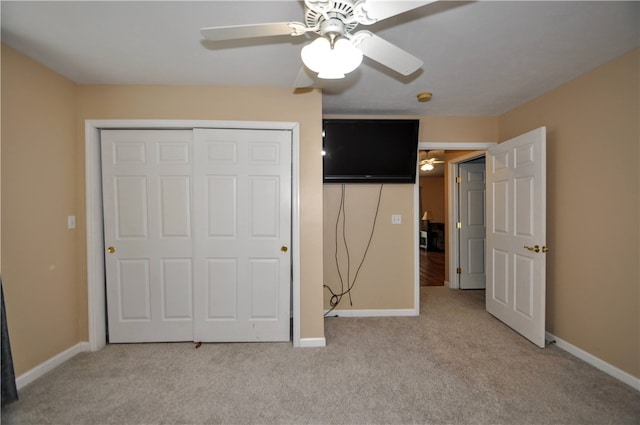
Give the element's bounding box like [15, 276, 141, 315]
[3, 287, 639, 424]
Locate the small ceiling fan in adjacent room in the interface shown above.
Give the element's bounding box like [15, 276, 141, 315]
[200, 0, 437, 86]
[419, 150, 444, 171]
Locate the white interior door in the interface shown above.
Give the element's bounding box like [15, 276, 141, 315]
[486, 127, 547, 348]
[102, 130, 194, 343]
[459, 161, 486, 289]
[192, 128, 291, 342]
[102, 127, 292, 344]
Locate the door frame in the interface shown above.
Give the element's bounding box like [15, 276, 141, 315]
[85, 120, 301, 351]
[415, 142, 495, 295]
[449, 151, 487, 289]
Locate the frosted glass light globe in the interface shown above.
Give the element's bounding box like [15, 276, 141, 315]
[301, 36, 363, 79]
[301, 37, 330, 73]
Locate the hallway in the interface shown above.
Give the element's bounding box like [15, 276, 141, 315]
[420, 249, 445, 286]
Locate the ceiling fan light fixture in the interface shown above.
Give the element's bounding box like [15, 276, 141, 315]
[421, 163, 434, 171]
[301, 36, 363, 79]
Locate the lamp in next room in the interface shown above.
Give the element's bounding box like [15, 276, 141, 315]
[301, 36, 363, 79]
[421, 210, 433, 229]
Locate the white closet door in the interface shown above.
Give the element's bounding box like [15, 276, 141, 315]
[192, 128, 291, 342]
[102, 130, 194, 343]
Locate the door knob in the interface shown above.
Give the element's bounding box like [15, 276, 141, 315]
[107, 246, 116, 254]
[524, 245, 540, 253]
[542, 246, 550, 253]
[281, 245, 288, 253]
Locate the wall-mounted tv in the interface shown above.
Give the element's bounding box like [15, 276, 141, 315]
[322, 119, 419, 184]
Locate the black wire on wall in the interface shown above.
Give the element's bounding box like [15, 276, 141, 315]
[324, 184, 384, 317]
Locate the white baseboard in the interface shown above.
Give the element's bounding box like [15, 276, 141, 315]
[16, 342, 90, 390]
[546, 332, 639, 392]
[298, 337, 326, 348]
[324, 308, 417, 317]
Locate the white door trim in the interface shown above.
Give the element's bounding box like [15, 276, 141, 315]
[457, 160, 487, 289]
[85, 120, 301, 350]
[448, 151, 487, 289]
[415, 142, 495, 293]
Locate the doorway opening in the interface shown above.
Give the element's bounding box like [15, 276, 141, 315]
[417, 129, 547, 348]
[415, 143, 495, 295]
[418, 149, 446, 287]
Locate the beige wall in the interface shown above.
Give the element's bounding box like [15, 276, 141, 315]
[321, 114, 417, 311]
[75, 85, 325, 342]
[322, 116, 498, 311]
[1, 46, 79, 375]
[4, 40, 637, 383]
[499, 48, 639, 378]
[420, 116, 499, 143]
[1, 45, 325, 375]
[419, 176, 445, 224]
[323, 183, 415, 310]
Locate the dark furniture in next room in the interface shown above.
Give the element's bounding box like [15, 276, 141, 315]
[426, 222, 445, 251]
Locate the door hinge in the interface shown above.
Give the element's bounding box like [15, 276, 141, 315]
[456, 176, 462, 184]
[457, 221, 462, 229]
[456, 267, 462, 274]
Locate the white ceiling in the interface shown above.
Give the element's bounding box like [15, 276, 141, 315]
[2, 1, 638, 116]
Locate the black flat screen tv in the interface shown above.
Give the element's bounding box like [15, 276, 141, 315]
[322, 119, 419, 184]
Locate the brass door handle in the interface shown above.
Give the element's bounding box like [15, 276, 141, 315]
[107, 246, 116, 254]
[281, 245, 288, 253]
[542, 246, 550, 253]
[524, 245, 540, 253]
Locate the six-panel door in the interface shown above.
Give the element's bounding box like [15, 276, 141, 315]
[102, 130, 194, 342]
[486, 127, 546, 348]
[459, 161, 486, 289]
[192, 128, 291, 342]
[101, 128, 291, 343]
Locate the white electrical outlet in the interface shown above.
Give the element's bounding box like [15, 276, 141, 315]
[391, 214, 402, 224]
[67, 215, 76, 229]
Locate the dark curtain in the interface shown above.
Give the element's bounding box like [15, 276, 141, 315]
[1, 279, 18, 405]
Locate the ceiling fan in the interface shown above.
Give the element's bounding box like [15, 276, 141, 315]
[419, 150, 444, 171]
[200, 0, 436, 86]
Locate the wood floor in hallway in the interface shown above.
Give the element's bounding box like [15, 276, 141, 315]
[420, 249, 445, 286]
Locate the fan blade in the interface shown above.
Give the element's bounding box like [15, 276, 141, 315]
[355, 1, 437, 24]
[201, 22, 298, 41]
[352, 31, 422, 76]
